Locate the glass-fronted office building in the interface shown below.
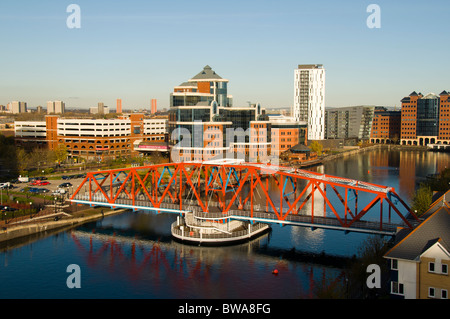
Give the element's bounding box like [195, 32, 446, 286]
[168, 66, 271, 162]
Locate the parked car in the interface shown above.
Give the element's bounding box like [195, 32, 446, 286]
[29, 180, 50, 186]
[1, 206, 17, 212]
[36, 188, 51, 193]
[18, 175, 29, 183]
[58, 182, 72, 188]
[61, 175, 70, 180]
[0, 182, 11, 189]
[52, 189, 66, 195]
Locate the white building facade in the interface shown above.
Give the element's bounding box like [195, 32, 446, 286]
[293, 64, 325, 140]
[14, 121, 47, 139]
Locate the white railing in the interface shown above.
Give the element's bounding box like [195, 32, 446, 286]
[72, 193, 402, 234]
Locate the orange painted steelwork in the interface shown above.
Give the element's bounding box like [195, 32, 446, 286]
[70, 161, 419, 233]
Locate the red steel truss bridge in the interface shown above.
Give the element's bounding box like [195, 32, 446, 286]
[70, 159, 420, 236]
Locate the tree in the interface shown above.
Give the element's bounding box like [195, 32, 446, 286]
[16, 148, 31, 174]
[411, 184, 433, 216]
[346, 235, 390, 298]
[29, 148, 52, 171]
[0, 135, 18, 177]
[53, 143, 68, 165]
[309, 141, 323, 156]
[427, 168, 450, 192]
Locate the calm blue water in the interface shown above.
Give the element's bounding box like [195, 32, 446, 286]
[1, 149, 448, 299]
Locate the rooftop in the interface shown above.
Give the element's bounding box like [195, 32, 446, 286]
[290, 143, 312, 153]
[384, 189, 450, 261]
[189, 65, 227, 82]
[297, 64, 324, 69]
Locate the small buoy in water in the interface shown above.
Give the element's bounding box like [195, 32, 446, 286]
[272, 269, 278, 275]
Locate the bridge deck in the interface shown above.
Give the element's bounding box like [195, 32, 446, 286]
[71, 194, 410, 236]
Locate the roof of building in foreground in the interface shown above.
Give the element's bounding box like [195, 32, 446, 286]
[384, 189, 450, 261]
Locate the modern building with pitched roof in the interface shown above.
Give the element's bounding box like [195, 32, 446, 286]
[170, 65, 232, 109]
[383, 189, 450, 299]
[168, 65, 272, 163]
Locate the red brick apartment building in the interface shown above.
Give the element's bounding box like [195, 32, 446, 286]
[400, 91, 450, 146]
[370, 108, 401, 144]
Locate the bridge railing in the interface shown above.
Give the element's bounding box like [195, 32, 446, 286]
[72, 192, 404, 234]
[171, 222, 268, 240]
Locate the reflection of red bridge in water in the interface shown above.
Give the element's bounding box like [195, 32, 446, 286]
[70, 161, 420, 236]
[70, 229, 346, 298]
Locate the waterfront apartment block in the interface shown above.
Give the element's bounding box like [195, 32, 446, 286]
[293, 64, 325, 140]
[400, 91, 450, 146]
[370, 107, 401, 144]
[268, 114, 307, 157]
[384, 190, 450, 299]
[15, 114, 168, 160]
[325, 105, 375, 140]
[168, 65, 273, 162]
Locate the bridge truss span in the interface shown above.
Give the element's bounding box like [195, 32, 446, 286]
[70, 161, 420, 236]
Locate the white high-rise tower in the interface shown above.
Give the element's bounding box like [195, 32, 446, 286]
[293, 64, 325, 140]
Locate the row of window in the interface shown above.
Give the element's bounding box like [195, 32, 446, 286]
[70, 149, 130, 155]
[390, 282, 448, 299]
[60, 122, 128, 126]
[391, 259, 448, 273]
[391, 260, 448, 298]
[275, 131, 296, 136]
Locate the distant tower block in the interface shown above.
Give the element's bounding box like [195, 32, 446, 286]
[117, 99, 122, 113]
[151, 99, 157, 114]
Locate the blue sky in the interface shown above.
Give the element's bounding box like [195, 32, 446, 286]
[0, 0, 449, 111]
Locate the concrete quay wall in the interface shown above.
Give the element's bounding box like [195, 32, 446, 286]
[0, 209, 127, 243]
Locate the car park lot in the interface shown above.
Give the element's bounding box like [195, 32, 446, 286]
[11, 173, 86, 197]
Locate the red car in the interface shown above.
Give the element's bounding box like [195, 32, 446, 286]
[29, 180, 50, 186]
